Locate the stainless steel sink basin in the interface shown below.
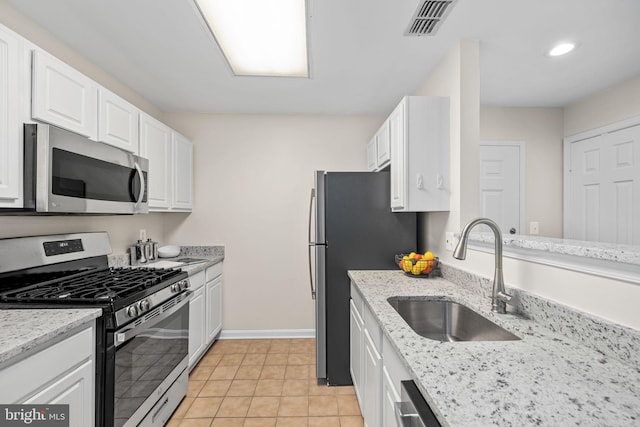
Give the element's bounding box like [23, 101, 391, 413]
[388, 297, 520, 342]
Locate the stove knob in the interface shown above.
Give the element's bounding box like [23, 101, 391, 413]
[179, 280, 189, 290]
[127, 305, 138, 318]
[139, 300, 150, 312]
[171, 283, 180, 293]
[183, 280, 190, 289]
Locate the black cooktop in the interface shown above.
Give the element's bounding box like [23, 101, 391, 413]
[0, 266, 184, 306]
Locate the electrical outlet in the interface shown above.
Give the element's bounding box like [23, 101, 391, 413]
[139, 229, 147, 241]
[445, 232, 455, 251]
[529, 222, 539, 235]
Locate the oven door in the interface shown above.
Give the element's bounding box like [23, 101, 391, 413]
[24, 123, 148, 214]
[107, 291, 191, 427]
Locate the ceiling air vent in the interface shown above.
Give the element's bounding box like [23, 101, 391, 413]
[405, 0, 457, 36]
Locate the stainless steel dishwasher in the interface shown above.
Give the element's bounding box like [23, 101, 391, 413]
[395, 381, 442, 427]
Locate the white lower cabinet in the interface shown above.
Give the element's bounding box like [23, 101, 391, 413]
[0, 324, 95, 427]
[189, 262, 224, 369]
[363, 329, 382, 427]
[351, 283, 413, 427]
[188, 271, 206, 368]
[382, 365, 401, 427]
[205, 275, 223, 343]
[350, 299, 364, 404]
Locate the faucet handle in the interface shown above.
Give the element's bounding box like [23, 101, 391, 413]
[496, 291, 512, 303]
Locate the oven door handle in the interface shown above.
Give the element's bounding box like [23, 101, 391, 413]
[114, 291, 192, 347]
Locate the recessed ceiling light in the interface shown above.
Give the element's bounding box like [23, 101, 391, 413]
[548, 42, 576, 57]
[194, 0, 309, 78]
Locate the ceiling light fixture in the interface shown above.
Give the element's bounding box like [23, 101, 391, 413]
[548, 42, 575, 57]
[193, 0, 309, 77]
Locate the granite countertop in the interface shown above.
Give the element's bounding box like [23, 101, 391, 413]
[0, 308, 102, 366]
[348, 270, 640, 426]
[467, 232, 640, 266]
[109, 245, 224, 276]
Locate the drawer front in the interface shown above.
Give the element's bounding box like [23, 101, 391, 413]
[205, 262, 223, 282]
[190, 270, 205, 291]
[0, 325, 94, 403]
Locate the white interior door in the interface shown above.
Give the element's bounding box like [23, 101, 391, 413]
[567, 125, 640, 244]
[479, 142, 523, 235]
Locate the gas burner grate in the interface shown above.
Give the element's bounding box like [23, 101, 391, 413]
[0, 267, 184, 304]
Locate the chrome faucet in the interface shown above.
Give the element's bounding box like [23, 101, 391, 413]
[452, 218, 512, 314]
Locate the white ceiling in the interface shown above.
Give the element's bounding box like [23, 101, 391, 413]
[7, 0, 640, 115]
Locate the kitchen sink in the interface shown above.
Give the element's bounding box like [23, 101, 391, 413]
[387, 297, 521, 342]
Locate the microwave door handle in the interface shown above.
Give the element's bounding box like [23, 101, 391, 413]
[134, 162, 145, 206]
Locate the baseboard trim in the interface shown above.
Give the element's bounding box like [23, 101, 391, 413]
[219, 329, 315, 340]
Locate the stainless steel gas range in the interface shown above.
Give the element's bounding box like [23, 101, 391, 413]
[0, 232, 191, 427]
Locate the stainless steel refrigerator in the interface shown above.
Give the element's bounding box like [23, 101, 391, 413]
[308, 171, 417, 385]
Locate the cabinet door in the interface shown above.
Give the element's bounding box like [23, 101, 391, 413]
[139, 113, 172, 210]
[188, 286, 206, 369]
[389, 100, 406, 210]
[172, 131, 193, 211]
[366, 137, 377, 171]
[382, 366, 400, 427]
[350, 299, 364, 404]
[32, 50, 97, 139]
[363, 329, 382, 427]
[205, 275, 223, 343]
[23, 360, 94, 427]
[0, 25, 22, 207]
[98, 87, 139, 153]
[376, 121, 391, 168]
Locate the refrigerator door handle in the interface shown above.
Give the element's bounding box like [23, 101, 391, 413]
[307, 188, 317, 300]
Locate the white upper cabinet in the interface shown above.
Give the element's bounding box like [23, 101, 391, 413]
[0, 25, 22, 208]
[366, 121, 391, 172]
[172, 131, 194, 211]
[31, 50, 97, 140]
[375, 121, 391, 170]
[139, 112, 172, 210]
[98, 87, 140, 153]
[389, 96, 450, 212]
[139, 112, 194, 212]
[366, 137, 377, 171]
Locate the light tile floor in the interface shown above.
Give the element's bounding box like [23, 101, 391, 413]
[167, 338, 364, 427]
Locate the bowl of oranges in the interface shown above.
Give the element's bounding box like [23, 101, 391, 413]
[395, 251, 440, 277]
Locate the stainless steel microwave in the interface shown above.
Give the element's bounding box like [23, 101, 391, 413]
[23, 123, 149, 214]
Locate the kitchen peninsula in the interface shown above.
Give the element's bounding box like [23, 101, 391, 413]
[349, 268, 640, 426]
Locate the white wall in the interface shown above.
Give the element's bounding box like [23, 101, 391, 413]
[414, 40, 480, 257]
[0, 2, 165, 254]
[162, 113, 382, 331]
[480, 106, 564, 237]
[564, 74, 640, 137]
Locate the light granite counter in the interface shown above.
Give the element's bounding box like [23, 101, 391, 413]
[348, 269, 640, 426]
[108, 245, 224, 276]
[0, 308, 101, 366]
[467, 232, 640, 266]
